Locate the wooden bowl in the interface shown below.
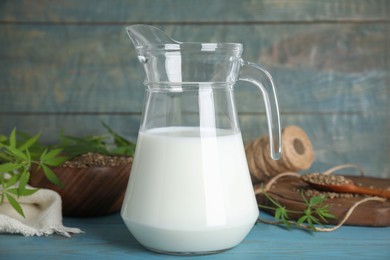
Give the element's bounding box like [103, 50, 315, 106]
[29, 162, 132, 217]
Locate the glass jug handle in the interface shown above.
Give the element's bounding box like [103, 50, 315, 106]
[239, 61, 282, 160]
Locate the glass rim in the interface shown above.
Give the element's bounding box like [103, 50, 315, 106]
[137, 42, 243, 52]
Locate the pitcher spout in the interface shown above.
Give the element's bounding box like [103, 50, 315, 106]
[125, 24, 243, 84]
[126, 24, 179, 50]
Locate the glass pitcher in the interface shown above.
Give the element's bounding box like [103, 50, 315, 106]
[121, 24, 282, 255]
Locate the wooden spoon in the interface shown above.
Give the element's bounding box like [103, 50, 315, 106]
[301, 173, 390, 199]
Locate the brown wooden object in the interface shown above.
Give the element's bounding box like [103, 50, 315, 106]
[256, 175, 390, 227]
[246, 125, 314, 183]
[29, 163, 132, 217]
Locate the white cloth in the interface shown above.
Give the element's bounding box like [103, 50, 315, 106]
[0, 187, 83, 237]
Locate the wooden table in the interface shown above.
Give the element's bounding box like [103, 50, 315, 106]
[1, 213, 389, 259]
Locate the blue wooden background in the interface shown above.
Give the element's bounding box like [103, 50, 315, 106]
[0, 0, 389, 178]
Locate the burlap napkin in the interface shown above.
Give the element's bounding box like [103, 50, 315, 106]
[0, 187, 83, 237]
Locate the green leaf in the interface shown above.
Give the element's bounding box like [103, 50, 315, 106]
[309, 195, 326, 207]
[274, 207, 282, 221]
[18, 171, 30, 197]
[42, 148, 63, 159]
[101, 121, 130, 146]
[9, 128, 17, 148]
[304, 208, 312, 216]
[7, 187, 38, 196]
[0, 153, 12, 162]
[308, 215, 321, 225]
[40, 148, 68, 166]
[101, 121, 136, 156]
[39, 148, 48, 161]
[42, 157, 69, 167]
[17, 133, 41, 151]
[57, 123, 136, 158]
[0, 191, 4, 205]
[57, 133, 111, 157]
[5, 193, 25, 217]
[307, 216, 313, 226]
[319, 211, 336, 219]
[5, 173, 20, 188]
[296, 215, 308, 226]
[316, 206, 336, 222]
[5, 146, 28, 161]
[16, 131, 46, 160]
[41, 164, 62, 187]
[0, 162, 20, 173]
[111, 146, 135, 157]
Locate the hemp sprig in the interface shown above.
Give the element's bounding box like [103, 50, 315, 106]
[0, 123, 135, 217]
[258, 190, 336, 231]
[56, 121, 136, 158]
[0, 129, 68, 217]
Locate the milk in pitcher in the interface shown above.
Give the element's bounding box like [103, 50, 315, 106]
[121, 126, 259, 253]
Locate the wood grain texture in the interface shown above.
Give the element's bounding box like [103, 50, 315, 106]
[0, 24, 387, 113]
[0, 0, 389, 23]
[0, 0, 388, 179]
[29, 162, 132, 217]
[256, 176, 390, 226]
[0, 213, 389, 258]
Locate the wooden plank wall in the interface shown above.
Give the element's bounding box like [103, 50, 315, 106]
[0, 0, 389, 177]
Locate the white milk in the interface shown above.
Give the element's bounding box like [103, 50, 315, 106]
[121, 127, 259, 253]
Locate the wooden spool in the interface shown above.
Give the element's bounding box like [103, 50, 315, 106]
[246, 125, 314, 183]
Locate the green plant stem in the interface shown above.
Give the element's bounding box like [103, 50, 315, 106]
[0, 124, 136, 217]
[257, 189, 336, 231]
[258, 204, 302, 215]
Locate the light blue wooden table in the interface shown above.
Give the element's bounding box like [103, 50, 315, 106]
[1, 213, 389, 259]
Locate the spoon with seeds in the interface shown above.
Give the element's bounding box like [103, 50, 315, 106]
[301, 173, 390, 199]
